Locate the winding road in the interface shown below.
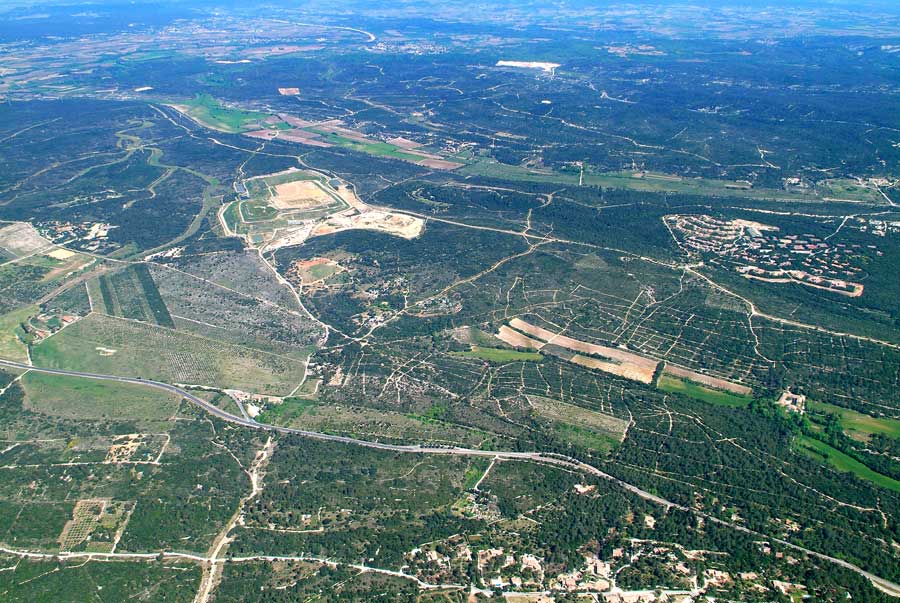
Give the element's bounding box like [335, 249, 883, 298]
[1, 357, 898, 597]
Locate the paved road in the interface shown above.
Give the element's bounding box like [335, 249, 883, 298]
[1, 358, 898, 597]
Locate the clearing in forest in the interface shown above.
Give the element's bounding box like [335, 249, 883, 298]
[58, 499, 133, 553]
[505, 318, 658, 384]
[288, 257, 343, 285]
[528, 395, 628, 452]
[662, 363, 751, 396]
[503, 318, 751, 393]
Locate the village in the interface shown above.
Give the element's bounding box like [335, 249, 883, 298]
[403, 527, 808, 602]
[665, 214, 873, 297]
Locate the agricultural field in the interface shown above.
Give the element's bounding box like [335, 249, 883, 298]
[656, 374, 751, 408]
[168, 94, 271, 134]
[451, 346, 543, 363]
[95, 263, 175, 327]
[21, 371, 181, 421]
[807, 400, 900, 441]
[31, 313, 305, 395]
[796, 436, 900, 493]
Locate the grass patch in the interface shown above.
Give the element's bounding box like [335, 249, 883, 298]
[554, 423, 620, 453]
[451, 346, 542, 363]
[797, 436, 900, 493]
[407, 403, 450, 425]
[240, 200, 279, 222]
[657, 375, 750, 408]
[21, 372, 180, 421]
[308, 130, 426, 162]
[807, 400, 900, 441]
[31, 313, 303, 396]
[529, 395, 628, 454]
[460, 159, 877, 202]
[222, 201, 243, 233]
[463, 458, 491, 490]
[177, 94, 270, 134]
[305, 263, 340, 281]
[0, 305, 36, 362]
[258, 397, 318, 425]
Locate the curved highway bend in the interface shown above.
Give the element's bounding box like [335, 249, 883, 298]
[1, 358, 898, 597]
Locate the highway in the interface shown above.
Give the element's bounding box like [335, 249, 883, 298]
[1, 357, 898, 597]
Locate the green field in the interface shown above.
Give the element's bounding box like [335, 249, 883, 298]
[240, 200, 279, 222]
[554, 422, 621, 453]
[303, 263, 340, 281]
[460, 159, 880, 203]
[255, 171, 319, 187]
[528, 395, 628, 454]
[258, 396, 318, 425]
[451, 346, 543, 363]
[308, 130, 427, 162]
[0, 305, 36, 363]
[818, 178, 885, 203]
[797, 436, 900, 493]
[807, 400, 900, 441]
[657, 375, 751, 408]
[462, 458, 492, 490]
[222, 201, 244, 234]
[31, 313, 304, 396]
[176, 94, 270, 133]
[21, 371, 180, 421]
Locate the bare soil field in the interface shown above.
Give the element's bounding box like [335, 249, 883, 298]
[0, 222, 54, 258]
[417, 157, 465, 170]
[271, 180, 336, 210]
[510, 318, 658, 368]
[242, 44, 324, 58]
[277, 129, 333, 147]
[246, 128, 333, 147]
[508, 318, 658, 384]
[496, 325, 545, 350]
[570, 354, 656, 384]
[311, 210, 424, 239]
[507, 318, 748, 390]
[663, 363, 752, 395]
[386, 136, 423, 149]
[244, 129, 279, 140]
[335, 184, 367, 210]
[46, 248, 76, 260]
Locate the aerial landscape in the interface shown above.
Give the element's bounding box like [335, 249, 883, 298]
[2, 0, 900, 601]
